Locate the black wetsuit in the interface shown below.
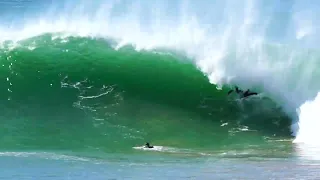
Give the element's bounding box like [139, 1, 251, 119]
[145, 143, 153, 148]
[228, 86, 257, 98]
[243, 89, 258, 98]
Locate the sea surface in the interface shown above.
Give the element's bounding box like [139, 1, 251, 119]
[1, 0, 320, 179]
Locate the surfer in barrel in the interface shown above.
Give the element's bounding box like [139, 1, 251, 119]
[144, 142, 154, 148]
[227, 86, 258, 98]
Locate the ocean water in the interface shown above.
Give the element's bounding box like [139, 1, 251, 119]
[1, 0, 320, 179]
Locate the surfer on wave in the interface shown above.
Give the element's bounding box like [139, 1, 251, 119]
[227, 86, 258, 98]
[144, 142, 154, 148]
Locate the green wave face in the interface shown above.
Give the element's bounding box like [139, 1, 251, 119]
[0, 34, 291, 153]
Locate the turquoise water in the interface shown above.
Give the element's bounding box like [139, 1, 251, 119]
[1, 151, 320, 179]
[1, 0, 320, 179]
[0, 35, 291, 152]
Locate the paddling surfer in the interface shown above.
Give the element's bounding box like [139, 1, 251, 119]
[144, 142, 154, 148]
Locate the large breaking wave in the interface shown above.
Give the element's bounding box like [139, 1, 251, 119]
[0, 0, 319, 150]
